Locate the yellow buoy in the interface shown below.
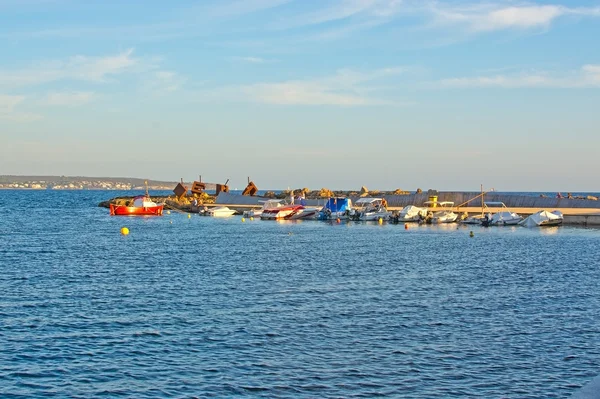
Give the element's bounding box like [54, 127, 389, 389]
[250, 217, 254, 221]
[167, 210, 171, 215]
[470, 231, 474, 237]
[242, 218, 246, 222]
[378, 217, 383, 224]
[188, 214, 191, 219]
[120, 227, 129, 235]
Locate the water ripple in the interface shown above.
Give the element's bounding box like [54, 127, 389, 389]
[1, 190, 600, 397]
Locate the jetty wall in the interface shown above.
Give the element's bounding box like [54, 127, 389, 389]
[381, 192, 600, 209]
[216, 191, 600, 211]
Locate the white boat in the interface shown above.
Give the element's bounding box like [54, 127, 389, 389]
[519, 210, 564, 227]
[396, 205, 428, 222]
[260, 204, 305, 220]
[481, 202, 522, 226]
[206, 206, 236, 217]
[460, 213, 488, 225]
[427, 201, 458, 224]
[287, 207, 321, 220]
[349, 198, 391, 221]
[243, 199, 284, 218]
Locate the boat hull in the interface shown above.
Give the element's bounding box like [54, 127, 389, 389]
[110, 203, 163, 216]
[261, 205, 305, 220]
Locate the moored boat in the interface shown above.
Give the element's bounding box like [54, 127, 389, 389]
[261, 204, 305, 220]
[519, 210, 564, 227]
[243, 199, 284, 218]
[317, 197, 352, 220]
[349, 198, 391, 221]
[481, 202, 522, 226]
[109, 195, 164, 216]
[205, 206, 236, 217]
[428, 201, 458, 224]
[396, 205, 428, 223]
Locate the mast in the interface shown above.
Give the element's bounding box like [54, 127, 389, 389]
[481, 184, 484, 217]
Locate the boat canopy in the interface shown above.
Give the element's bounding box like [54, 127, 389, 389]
[324, 197, 352, 213]
[355, 198, 382, 204]
[399, 205, 427, 217]
[133, 196, 157, 207]
[519, 210, 563, 227]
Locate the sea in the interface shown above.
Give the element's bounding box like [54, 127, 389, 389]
[1, 189, 600, 398]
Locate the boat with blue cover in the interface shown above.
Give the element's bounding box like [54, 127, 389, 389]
[318, 197, 353, 220]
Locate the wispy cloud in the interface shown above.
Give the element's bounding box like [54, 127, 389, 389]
[0, 49, 137, 88]
[43, 91, 95, 106]
[0, 94, 40, 122]
[439, 64, 600, 88]
[231, 56, 272, 64]
[210, 67, 406, 106]
[270, 0, 403, 31]
[205, 0, 292, 17]
[149, 71, 185, 93]
[427, 2, 600, 33]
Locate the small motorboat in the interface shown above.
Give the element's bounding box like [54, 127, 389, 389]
[243, 199, 284, 218]
[519, 210, 564, 227]
[261, 204, 305, 220]
[349, 198, 391, 221]
[427, 201, 458, 224]
[205, 206, 236, 217]
[317, 197, 352, 220]
[481, 202, 522, 226]
[287, 207, 320, 220]
[110, 195, 164, 216]
[396, 205, 428, 222]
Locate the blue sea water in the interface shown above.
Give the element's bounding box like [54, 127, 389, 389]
[1, 190, 600, 398]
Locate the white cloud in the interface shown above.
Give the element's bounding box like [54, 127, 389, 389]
[206, 0, 292, 17]
[211, 67, 405, 106]
[147, 70, 185, 93]
[232, 56, 271, 64]
[428, 2, 600, 33]
[43, 91, 94, 106]
[439, 64, 600, 88]
[271, 0, 403, 30]
[0, 49, 137, 87]
[0, 94, 40, 122]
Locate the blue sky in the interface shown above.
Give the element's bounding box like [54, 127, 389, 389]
[1, 0, 599, 191]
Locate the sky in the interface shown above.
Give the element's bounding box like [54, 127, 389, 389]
[1, 0, 599, 191]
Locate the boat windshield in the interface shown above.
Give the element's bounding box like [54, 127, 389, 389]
[354, 198, 382, 210]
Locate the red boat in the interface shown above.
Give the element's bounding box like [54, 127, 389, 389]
[109, 195, 164, 216]
[260, 204, 305, 220]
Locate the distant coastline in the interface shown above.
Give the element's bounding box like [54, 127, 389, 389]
[0, 175, 190, 190]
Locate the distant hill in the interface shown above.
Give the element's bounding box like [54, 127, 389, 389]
[0, 175, 175, 185]
[0, 175, 216, 190]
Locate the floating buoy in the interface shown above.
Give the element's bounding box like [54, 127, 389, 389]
[169, 221, 172, 224]
[336, 218, 341, 224]
[188, 214, 191, 219]
[470, 231, 474, 237]
[405, 223, 408, 230]
[242, 217, 245, 222]
[250, 217, 254, 221]
[166, 210, 171, 215]
[120, 227, 129, 235]
[378, 217, 383, 224]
